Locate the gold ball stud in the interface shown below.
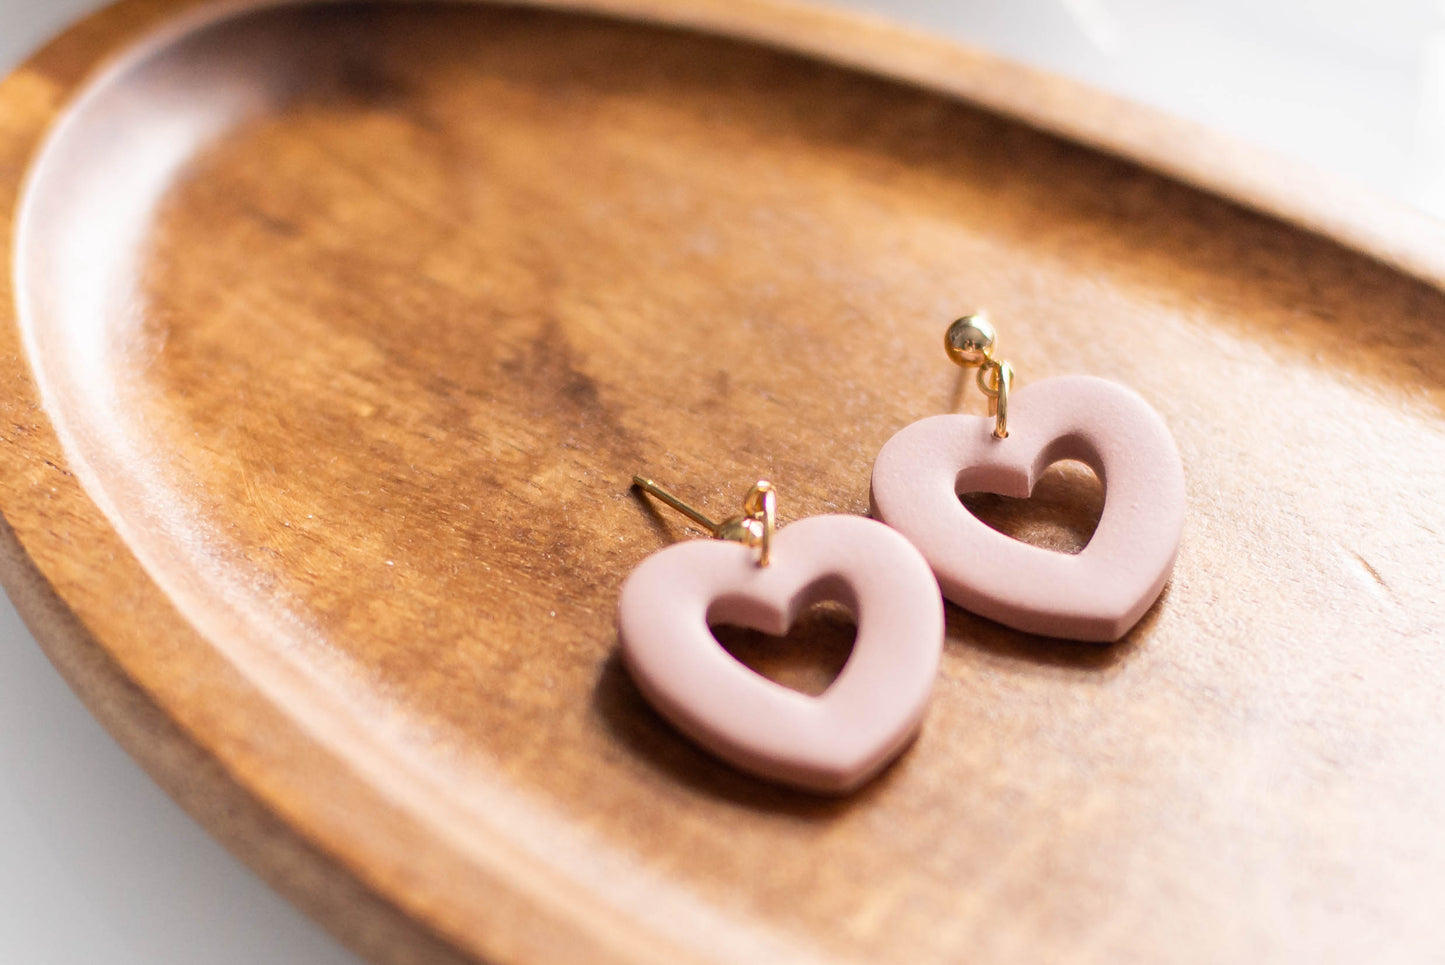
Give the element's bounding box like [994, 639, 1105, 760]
[715, 515, 764, 547]
[944, 313, 996, 367]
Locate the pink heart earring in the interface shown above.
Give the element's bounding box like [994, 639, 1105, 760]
[618, 475, 943, 794]
[871, 314, 1186, 642]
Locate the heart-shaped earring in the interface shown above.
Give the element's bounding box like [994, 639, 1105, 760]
[870, 314, 1185, 642]
[618, 476, 943, 794]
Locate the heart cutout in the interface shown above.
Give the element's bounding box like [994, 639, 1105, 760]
[712, 600, 857, 697]
[871, 375, 1185, 642]
[617, 515, 943, 794]
[959, 459, 1103, 554]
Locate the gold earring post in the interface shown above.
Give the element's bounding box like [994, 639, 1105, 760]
[631, 475, 776, 566]
[632, 476, 720, 533]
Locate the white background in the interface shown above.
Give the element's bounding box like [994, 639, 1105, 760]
[2, 1, 1442, 962]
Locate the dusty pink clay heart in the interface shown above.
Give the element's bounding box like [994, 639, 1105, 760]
[870, 375, 1185, 642]
[617, 514, 943, 795]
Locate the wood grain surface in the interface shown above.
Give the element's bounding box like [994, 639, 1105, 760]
[2, 1, 1444, 963]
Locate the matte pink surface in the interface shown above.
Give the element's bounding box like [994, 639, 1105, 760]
[617, 515, 943, 794]
[870, 375, 1185, 642]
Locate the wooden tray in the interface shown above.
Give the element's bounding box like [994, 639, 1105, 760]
[3, 1, 1444, 962]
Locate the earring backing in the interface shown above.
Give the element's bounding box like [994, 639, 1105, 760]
[632, 476, 777, 566]
[945, 312, 1013, 438]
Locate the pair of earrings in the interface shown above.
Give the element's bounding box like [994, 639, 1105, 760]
[617, 315, 1185, 794]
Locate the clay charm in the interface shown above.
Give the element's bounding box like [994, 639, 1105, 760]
[618, 514, 943, 794]
[871, 375, 1185, 642]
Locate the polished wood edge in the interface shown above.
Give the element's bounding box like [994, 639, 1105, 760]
[16, 0, 1445, 293]
[611, 0, 1445, 290]
[0, 4, 698, 962]
[0, 515, 475, 965]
